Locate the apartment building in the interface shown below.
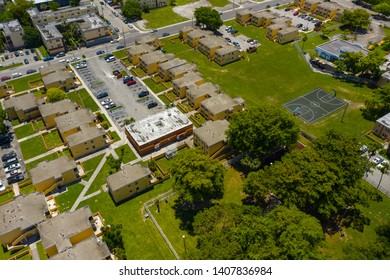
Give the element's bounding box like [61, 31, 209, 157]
[179, 26, 194, 43]
[373, 112, 390, 141]
[30, 156, 79, 193]
[187, 29, 210, 48]
[3, 93, 43, 122]
[200, 94, 245, 121]
[0, 19, 25, 51]
[198, 36, 227, 60]
[193, 120, 229, 157]
[315, 1, 344, 21]
[302, 0, 320, 12]
[186, 82, 219, 109]
[40, 63, 76, 91]
[168, 63, 197, 81]
[139, 50, 175, 75]
[126, 44, 155, 65]
[158, 58, 188, 81]
[38, 99, 78, 129]
[0, 81, 12, 99]
[251, 11, 275, 27]
[172, 71, 204, 98]
[107, 164, 152, 203]
[276, 27, 299, 44]
[236, 9, 252, 25]
[214, 46, 240, 66]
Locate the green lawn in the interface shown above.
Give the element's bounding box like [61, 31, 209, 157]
[11, 119, 20, 126]
[14, 123, 36, 139]
[0, 190, 14, 204]
[6, 73, 41, 92]
[20, 135, 48, 160]
[42, 130, 63, 149]
[38, 45, 49, 57]
[0, 62, 23, 72]
[19, 184, 36, 195]
[32, 89, 45, 98]
[57, 149, 72, 158]
[113, 49, 127, 59]
[0, 245, 30, 260]
[208, 0, 229, 6]
[55, 183, 85, 213]
[85, 158, 111, 195]
[25, 152, 59, 172]
[161, 22, 374, 139]
[68, 88, 99, 112]
[36, 241, 48, 260]
[108, 130, 121, 142]
[221, 168, 244, 205]
[143, 78, 166, 94]
[33, 119, 45, 131]
[82, 154, 105, 182]
[158, 94, 171, 105]
[100, 113, 112, 127]
[115, 144, 137, 164]
[142, 7, 187, 29]
[155, 156, 172, 173]
[78, 178, 176, 259]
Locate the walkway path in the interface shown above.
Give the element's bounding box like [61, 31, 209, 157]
[29, 243, 40, 260]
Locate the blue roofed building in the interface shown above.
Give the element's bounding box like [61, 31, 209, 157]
[315, 39, 369, 62]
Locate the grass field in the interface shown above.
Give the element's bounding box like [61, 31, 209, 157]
[33, 119, 45, 131]
[108, 130, 120, 142]
[14, 123, 36, 139]
[38, 45, 49, 57]
[143, 78, 166, 94]
[0, 245, 30, 260]
[114, 144, 137, 164]
[0, 62, 23, 72]
[113, 49, 127, 59]
[20, 135, 48, 160]
[55, 183, 85, 213]
[85, 158, 110, 195]
[68, 88, 99, 112]
[19, 184, 36, 195]
[161, 22, 373, 138]
[42, 130, 63, 149]
[208, 0, 229, 6]
[142, 7, 187, 29]
[78, 178, 176, 259]
[6, 73, 41, 92]
[0, 190, 14, 204]
[36, 241, 48, 260]
[82, 154, 105, 182]
[158, 94, 171, 105]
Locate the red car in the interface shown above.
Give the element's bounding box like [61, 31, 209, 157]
[127, 80, 136, 86]
[293, 11, 299, 16]
[0, 76, 11, 81]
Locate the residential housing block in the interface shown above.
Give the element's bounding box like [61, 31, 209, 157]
[373, 113, 390, 141]
[200, 94, 245, 121]
[193, 120, 230, 157]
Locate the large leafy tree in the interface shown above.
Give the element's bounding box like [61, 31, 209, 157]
[227, 107, 299, 170]
[23, 26, 43, 48]
[334, 51, 365, 75]
[340, 9, 371, 31]
[191, 204, 324, 260]
[0, 107, 8, 135]
[194, 7, 223, 31]
[244, 130, 376, 230]
[46, 88, 68, 103]
[4, 0, 34, 26]
[122, 0, 142, 20]
[169, 149, 225, 210]
[101, 224, 127, 260]
[373, 2, 390, 16]
[361, 84, 390, 121]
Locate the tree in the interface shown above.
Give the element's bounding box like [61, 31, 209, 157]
[169, 149, 225, 210]
[377, 161, 389, 188]
[227, 107, 299, 170]
[69, 0, 81, 7]
[373, 2, 390, 16]
[334, 51, 365, 75]
[191, 204, 324, 260]
[340, 9, 371, 32]
[360, 50, 385, 79]
[101, 224, 127, 259]
[361, 84, 390, 121]
[46, 88, 68, 103]
[122, 0, 142, 20]
[23, 26, 43, 48]
[169, 0, 176, 6]
[5, 0, 34, 26]
[142, 4, 150, 13]
[194, 7, 223, 31]
[301, 33, 308, 53]
[49, 1, 60, 11]
[0, 107, 8, 135]
[367, 141, 383, 161]
[107, 154, 122, 173]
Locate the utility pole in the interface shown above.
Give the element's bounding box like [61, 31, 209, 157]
[182, 235, 187, 256]
[341, 102, 349, 123]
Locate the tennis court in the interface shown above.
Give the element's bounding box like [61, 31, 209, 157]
[284, 88, 347, 124]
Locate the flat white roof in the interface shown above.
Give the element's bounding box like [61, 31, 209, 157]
[125, 108, 191, 147]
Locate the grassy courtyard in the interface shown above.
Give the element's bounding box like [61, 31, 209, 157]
[114, 144, 137, 164]
[142, 7, 187, 29]
[55, 183, 85, 213]
[14, 123, 36, 139]
[143, 78, 166, 94]
[68, 88, 99, 112]
[81, 154, 105, 182]
[42, 130, 63, 149]
[6, 73, 41, 92]
[19, 135, 48, 160]
[161, 21, 373, 138]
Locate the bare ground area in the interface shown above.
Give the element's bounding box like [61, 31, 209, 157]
[173, 0, 212, 19]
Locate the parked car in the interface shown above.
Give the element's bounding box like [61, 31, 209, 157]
[114, 27, 120, 32]
[43, 56, 54, 61]
[26, 69, 37, 74]
[104, 102, 116, 109]
[0, 180, 5, 192]
[96, 92, 108, 99]
[33, 55, 39, 61]
[30, 49, 35, 53]
[150, 29, 158, 33]
[96, 50, 105, 55]
[147, 101, 158, 109]
[225, 26, 232, 31]
[293, 11, 299, 16]
[225, 37, 231, 42]
[127, 80, 136, 86]
[116, 45, 125, 50]
[7, 169, 21, 177]
[2, 151, 16, 162]
[162, 32, 170, 37]
[123, 76, 133, 83]
[113, 70, 120, 76]
[377, 159, 389, 170]
[11, 72, 22, 78]
[25, 50, 29, 55]
[106, 20, 111, 25]
[360, 145, 368, 154]
[19, 51, 24, 56]
[101, 98, 112, 106]
[4, 54, 9, 60]
[14, 51, 19, 57]
[285, 8, 291, 11]
[110, 39, 119, 44]
[4, 163, 21, 173]
[0, 76, 11, 81]
[7, 174, 24, 185]
[56, 52, 65, 58]
[296, 23, 303, 28]
[22, 58, 29, 65]
[247, 38, 253, 43]
[230, 29, 238, 34]
[3, 157, 18, 168]
[106, 56, 116, 62]
[372, 156, 384, 165]
[138, 91, 149, 98]
[104, 54, 114, 60]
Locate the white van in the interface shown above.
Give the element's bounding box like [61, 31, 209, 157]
[11, 72, 22, 78]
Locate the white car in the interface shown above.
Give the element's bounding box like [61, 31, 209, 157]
[0, 180, 5, 192]
[101, 98, 112, 106]
[4, 163, 21, 173]
[110, 39, 119, 44]
[377, 160, 389, 171]
[58, 58, 66, 63]
[7, 169, 21, 178]
[372, 156, 384, 165]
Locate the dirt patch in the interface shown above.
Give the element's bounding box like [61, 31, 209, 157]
[134, 19, 149, 31]
[173, 0, 212, 19]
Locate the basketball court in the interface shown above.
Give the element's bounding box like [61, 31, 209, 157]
[284, 88, 347, 124]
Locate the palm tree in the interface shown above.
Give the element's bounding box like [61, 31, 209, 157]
[378, 162, 389, 189]
[301, 33, 308, 53]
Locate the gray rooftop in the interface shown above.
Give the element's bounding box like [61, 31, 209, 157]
[201, 94, 245, 116]
[159, 58, 187, 72]
[194, 120, 229, 147]
[169, 63, 197, 77]
[173, 71, 203, 88]
[267, 22, 289, 31]
[271, 16, 291, 24]
[135, 35, 157, 45]
[187, 82, 219, 99]
[252, 11, 275, 19]
[180, 26, 193, 33]
[79, 14, 108, 31]
[36, 23, 63, 40]
[316, 39, 369, 58]
[0, 193, 48, 241]
[107, 164, 151, 191]
[198, 36, 227, 49]
[0, 19, 23, 35]
[215, 45, 239, 56]
[66, 125, 106, 147]
[317, 1, 344, 10]
[278, 26, 299, 35]
[127, 44, 155, 56]
[3, 93, 38, 112]
[39, 99, 78, 118]
[140, 50, 175, 65]
[377, 112, 390, 128]
[125, 107, 192, 146]
[55, 108, 96, 134]
[37, 206, 93, 255]
[41, 70, 74, 85]
[40, 63, 67, 76]
[50, 236, 110, 260]
[27, 4, 98, 21]
[187, 29, 210, 40]
[30, 156, 77, 185]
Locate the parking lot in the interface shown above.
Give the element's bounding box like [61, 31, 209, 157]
[74, 56, 163, 129]
[273, 7, 319, 32]
[218, 25, 259, 51]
